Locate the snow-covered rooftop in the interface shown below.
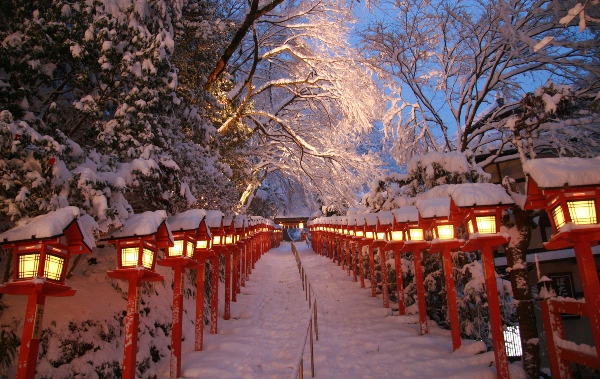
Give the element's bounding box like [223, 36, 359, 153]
[448, 183, 513, 207]
[364, 213, 378, 226]
[391, 206, 419, 223]
[523, 157, 600, 188]
[416, 197, 451, 219]
[167, 209, 206, 231]
[205, 210, 224, 228]
[0, 206, 95, 250]
[109, 210, 169, 238]
[376, 211, 394, 225]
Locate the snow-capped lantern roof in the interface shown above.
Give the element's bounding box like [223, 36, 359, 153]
[448, 183, 513, 208]
[108, 210, 173, 247]
[347, 215, 356, 226]
[376, 211, 394, 226]
[355, 214, 366, 226]
[167, 209, 207, 231]
[364, 213, 377, 226]
[205, 210, 224, 229]
[391, 206, 419, 223]
[416, 197, 451, 219]
[234, 215, 247, 229]
[523, 157, 600, 189]
[0, 206, 95, 252]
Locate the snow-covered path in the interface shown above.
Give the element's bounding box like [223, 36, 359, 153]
[180, 242, 308, 378]
[178, 242, 524, 379]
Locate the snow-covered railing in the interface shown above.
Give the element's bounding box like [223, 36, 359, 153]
[290, 243, 319, 379]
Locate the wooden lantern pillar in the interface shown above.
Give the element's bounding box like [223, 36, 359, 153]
[352, 216, 367, 288]
[192, 218, 213, 351]
[0, 209, 92, 379]
[375, 214, 394, 309]
[418, 197, 463, 351]
[389, 205, 429, 332]
[453, 183, 514, 379]
[106, 211, 172, 379]
[363, 215, 378, 298]
[523, 158, 600, 378]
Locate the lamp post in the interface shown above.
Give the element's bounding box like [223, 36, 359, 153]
[105, 211, 172, 379]
[0, 207, 93, 379]
[346, 216, 358, 281]
[452, 183, 514, 379]
[161, 210, 206, 379]
[363, 214, 379, 298]
[354, 214, 367, 289]
[523, 157, 600, 378]
[375, 213, 393, 308]
[386, 206, 429, 334]
[193, 218, 212, 351]
[417, 197, 464, 351]
[205, 210, 224, 334]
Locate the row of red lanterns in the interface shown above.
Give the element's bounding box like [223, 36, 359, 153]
[309, 166, 600, 379]
[0, 209, 278, 379]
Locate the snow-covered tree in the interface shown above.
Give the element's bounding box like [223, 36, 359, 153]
[200, 0, 386, 213]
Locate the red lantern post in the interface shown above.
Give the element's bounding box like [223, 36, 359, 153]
[452, 183, 515, 379]
[354, 215, 367, 288]
[0, 208, 93, 379]
[192, 218, 213, 351]
[417, 197, 463, 351]
[388, 206, 430, 334]
[205, 210, 225, 335]
[162, 210, 211, 378]
[523, 157, 600, 378]
[374, 214, 393, 308]
[105, 211, 172, 379]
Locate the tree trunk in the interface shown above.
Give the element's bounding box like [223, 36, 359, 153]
[505, 205, 540, 379]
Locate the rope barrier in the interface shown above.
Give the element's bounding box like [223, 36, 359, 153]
[290, 243, 319, 379]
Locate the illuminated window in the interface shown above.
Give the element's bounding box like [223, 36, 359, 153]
[196, 240, 208, 249]
[552, 205, 566, 230]
[409, 228, 424, 241]
[390, 231, 403, 241]
[355, 230, 364, 237]
[212, 236, 222, 245]
[142, 248, 154, 269]
[436, 224, 454, 240]
[365, 231, 374, 239]
[476, 216, 497, 234]
[18, 253, 40, 279]
[169, 240, 185, 257]
[43, 254, 65, 281]
[121, 247, 139, 267]
[376, 232, 387, 241]
[567, 200, 597, 225]
[225, 235, 233, 245]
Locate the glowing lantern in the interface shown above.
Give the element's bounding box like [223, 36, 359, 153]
[523, 157, 600, 379]
[0, 207, 93, 379]
[105, 211, 172, 379]
[417, 197, 463, 351]
[451, 183, 515, 379]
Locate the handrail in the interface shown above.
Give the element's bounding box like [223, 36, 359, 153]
[290, 243, 319, 379]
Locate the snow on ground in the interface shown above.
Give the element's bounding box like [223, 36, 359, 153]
[176, 243, 307, 379]
[177, 242, 525, 379]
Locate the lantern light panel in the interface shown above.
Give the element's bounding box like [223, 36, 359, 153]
[436, 224, 454, 240]
[568, 200, 597, 225]
[408, 228, 425, 241]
